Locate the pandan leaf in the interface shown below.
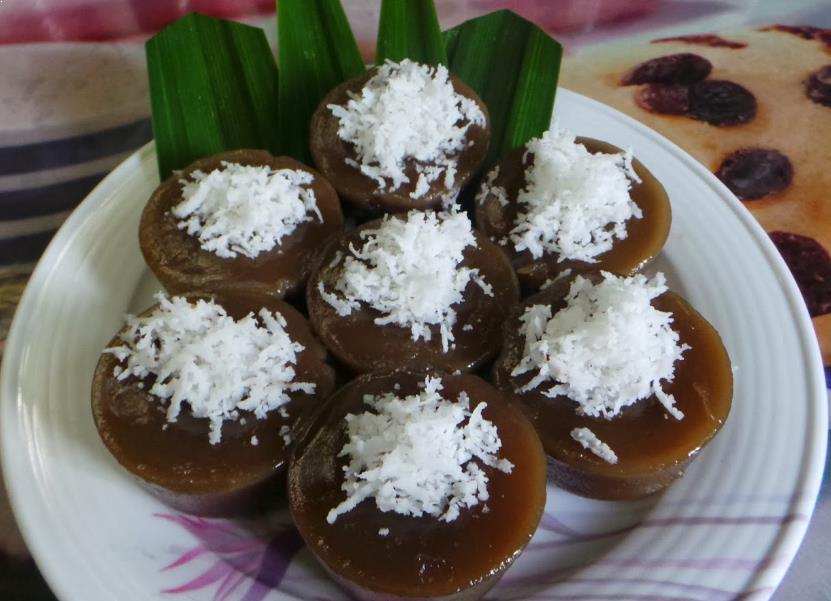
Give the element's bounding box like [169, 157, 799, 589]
[376, 0, 447, 65]
[277, 0, 365, 163]
[444, 10, 562, 165]
[146, 13, 280, 180]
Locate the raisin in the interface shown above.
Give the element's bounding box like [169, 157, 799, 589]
[621, 53, 712, 86]
[805, 65, 831, 108]
[687, 80, 757, 126]
[762, 24, 824, 40]
[634, 84, 690, 115]
[769, 232, 831, 317]
[761, 25, 831, 51]
[652, 34, 746, 49]
[715, 148, 793, 200]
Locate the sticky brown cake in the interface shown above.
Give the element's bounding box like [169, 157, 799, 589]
[475, 136, 670, 294]
[492, 271, 733, 500]
[140, 149, 343, 300]
[288, 370, 546, 601]
[92, 290, 336, 516]
[310, 60, 490, 214]
[307, 211, 519, 374]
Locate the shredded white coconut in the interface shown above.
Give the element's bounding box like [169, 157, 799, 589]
[328, 59, 485, 198]
[512, 272, 688, 419]
[327, 376, 513, 524]
[510, 126, 642, 262]
[106, 293, 316, 444]
[250, 435, 259, 447]
[540, 268, 574, 291]
[279, 424, 292, 447]
[318, 210, 491, 351]
[571, 427, 618, 464]
[378, 528, 390, 537]
[173, 162, 322, 259]
[440, 189, 462, 211]
[476, 166, 508, 207]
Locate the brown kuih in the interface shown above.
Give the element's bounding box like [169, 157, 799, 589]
[492, 272, 733, 500]
[91, 290, 336, 516]
[306, 217, 519, 374]
[140, 149, 343, 300]
[288, 370, 546, 601]
[475, 138, 671, 295]
[309, 67, 490, 214]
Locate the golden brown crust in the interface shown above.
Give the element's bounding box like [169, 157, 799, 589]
[814, 313, 831, 365]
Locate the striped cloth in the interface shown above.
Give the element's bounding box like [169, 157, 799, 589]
[0, 0, 277, 270]
[0, 0, 275, 44]
[0, 36, 150, 269]
[0, 117, 152, 265]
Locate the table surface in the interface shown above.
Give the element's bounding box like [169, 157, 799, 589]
[1, 0, 829, 599]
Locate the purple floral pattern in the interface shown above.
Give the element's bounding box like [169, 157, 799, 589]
[156, 513, 304, 601]
[155, 493, 807, 601]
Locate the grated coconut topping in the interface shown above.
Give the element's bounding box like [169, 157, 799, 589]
[476, 166, 508, 207]
[106, 293, 315, 444]
[327, 376, 513, 524]
[571, 427, 618, 464]
[328, 59, 486, 199]
[512, 272, 689, 420]
[318, 210, 492, 351]
[510, 126, 642, 262]
[173, 162, 322, 259]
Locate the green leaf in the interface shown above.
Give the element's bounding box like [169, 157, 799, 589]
[444, 10, 562, 165]
[376, 0, 447, 65]
[278, 0, 365, 163]
[146, 13, 280, 180]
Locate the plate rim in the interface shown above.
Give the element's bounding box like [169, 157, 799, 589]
[2, 88, 827, 601]
[573, 90, 828, 596]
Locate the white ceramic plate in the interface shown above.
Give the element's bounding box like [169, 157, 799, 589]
[2, 89, 827, 601]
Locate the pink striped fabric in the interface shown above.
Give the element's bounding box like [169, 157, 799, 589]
[0, 0, 665, 46]
[0, 0, 275, 44]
